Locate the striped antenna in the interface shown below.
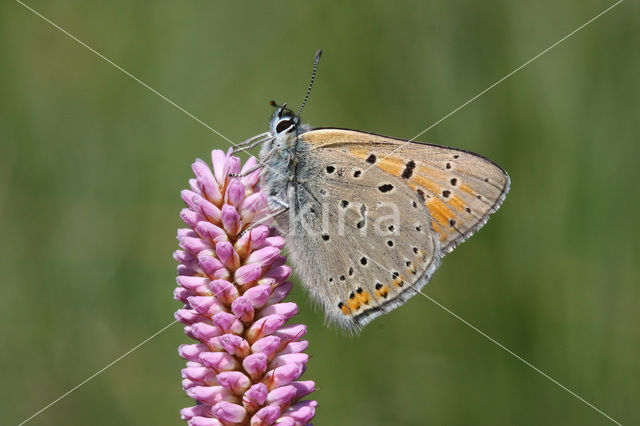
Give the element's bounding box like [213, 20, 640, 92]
[296, 49, 322, 118]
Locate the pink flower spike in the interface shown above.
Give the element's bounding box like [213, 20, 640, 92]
[225, 180, 246, 208]
[250, 405, 281, 426]
[231, 296, 255, 324]
[222, 156, 242, 182]
[234, 264, 262, 287]
[239, 156, 261, 188]
[280, 340, 309, 355]
[217, 334, 251, 358]
[211, 312, 243, 335]
[174, 287, 194, 304]
[242, 383, 268, 410]
[270, 353, 309, 370]
[282, 400, 318, 424]
[191, 157, 214, 180]
[245, 246, 281, 268]
[178, 343, 208, 363]
[182, 378, 197, 390]
[199, 351, 239, 373]
[180, 209, 203, 230]
[209, 279, 238, 305]
[197, 254, 224, 278]
[212, 401, 247, 424]
[267, 281, 294, 305]
[233, 231, 252, 259]
[177, 276, 210, 294]
[188, 296, 226, 317]
[291, 380, 316, 399]
[192, 158, 222, 204]
[178, 227, 198, 239]
[188, 178, 202, 195]
[220, 204, 241, 236]
[249, 226, 270, 251]
[239, 192, 267, 223]
[189, 417, 223, 426]
[195, 198, 223, 225]
[263, 236, 287, 250]
[173, 250, 195, 265]
[217, 371, 251, 395]
[177, 265, 198, 278]
[215, 241, 241, 271]
[179, 236, 210, 256]
[189, 322, 222, 342]
[266, 263, 292, 282]
[262, 363, 304, 390]
[258, 302, 298, 321]
[250, 335, 282, 360]
[266, 384, 298, 408]
[182, 190, 222, 224]
[211, 150, 227, 186]
[242, 352, 268, 380]
[186, 385, 234, 405]
[182, 366, 217, 385]
[272, 417, 295, 426]
[242, 284, 271, 308]
[175, 309, 206, 325]
[246, 314, 286, 343]
[195, 222, 227, 245]
[274, 324, 307, 346]
[180, 404, 210, 421]
[175, 152, 316, 424]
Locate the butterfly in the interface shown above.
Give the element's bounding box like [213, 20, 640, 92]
[234, 50, 510, 332]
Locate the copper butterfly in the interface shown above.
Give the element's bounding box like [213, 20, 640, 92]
[233, 50, 510, 331]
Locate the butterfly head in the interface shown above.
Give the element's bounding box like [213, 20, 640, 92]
[269, 101, 300, 136]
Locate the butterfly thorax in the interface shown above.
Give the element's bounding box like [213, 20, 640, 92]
[259, 106, 306, 221]
[259, 131, 295, 199]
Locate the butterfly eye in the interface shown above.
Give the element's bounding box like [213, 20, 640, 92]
[275, 119, 293, 133]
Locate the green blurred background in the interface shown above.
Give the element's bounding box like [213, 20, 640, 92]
[1, 0, 638, 424]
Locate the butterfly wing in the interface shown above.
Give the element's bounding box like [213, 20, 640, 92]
[281, 128, 509, 331]
[281, 144, 441, 331]
[299, 128, 510, 254]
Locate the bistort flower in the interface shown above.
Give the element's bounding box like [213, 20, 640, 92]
[174, 149, 317, 425]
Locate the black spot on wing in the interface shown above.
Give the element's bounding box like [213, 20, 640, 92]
[378, 184, 394, 193]
[402, 160, 416, 179]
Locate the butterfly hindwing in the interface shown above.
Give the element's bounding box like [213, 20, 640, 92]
[280, 143, 441, 330]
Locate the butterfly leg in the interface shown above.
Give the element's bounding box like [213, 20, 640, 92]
[238, 199, 289, 238]
[229, 164, 261, 178]
[233, 132, 273, 150]
[229, 147, 279, 178]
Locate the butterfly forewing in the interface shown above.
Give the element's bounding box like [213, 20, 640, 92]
[301, 129, 510, 253]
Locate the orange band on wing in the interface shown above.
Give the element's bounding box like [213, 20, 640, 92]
[392, 275, 406, 287]
[426, 197, 453, 227]
[431, 221, 447, 242]
[340, 304, 351, 315]
[459, 183, 475, 196]
[415, 163, 448, 182]
[448, 195, 466, 212]
[356, 290, 371, 306]
[374, 285, 390, 300]
[375, 157, 405, 176]
[410, 175, 440, 194]
[348, 298, 361, 312]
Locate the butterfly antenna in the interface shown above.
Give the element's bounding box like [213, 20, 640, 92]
[296, 49, 322, 118]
